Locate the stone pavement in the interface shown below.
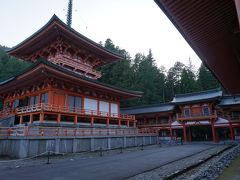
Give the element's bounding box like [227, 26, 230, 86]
[0, 144, 215, 180]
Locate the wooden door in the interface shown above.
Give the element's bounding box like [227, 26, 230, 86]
[53, 92, 65, 107]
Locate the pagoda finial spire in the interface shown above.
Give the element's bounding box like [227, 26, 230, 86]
[66, 0, 73, 27]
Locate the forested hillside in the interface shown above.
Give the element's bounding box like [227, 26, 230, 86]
[0, 45, 30, 81]
[98, 39, 221, 107]
[0, 39, 221, 108]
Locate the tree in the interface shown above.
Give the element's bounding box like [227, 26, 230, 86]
[180, 68, 199, 94]
[0, 46, 30, 81]
[197, 63, 220, 90]
[165, 61, 185, 100]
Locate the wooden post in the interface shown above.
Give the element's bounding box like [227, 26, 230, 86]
[211, 121, 217, 142]
[230, 125, 234, 140]
[183, 124, 187, 142]
[57, 114, 61, 124]
[20, 115, 23, 124]
[170, 127, 173, 140]
[118, 119, 121, 127]
[29, 114, 33, 124]
[74, 115, 77, 124]
[40, 113, 44, 123]
[133, 121, 136, 128]
[38, 94, 41, 106]
[127, 120, 130, 127]
[91, 117, 94, 127]
[188, 127, 192, 142]
[106, 118, 109, 127]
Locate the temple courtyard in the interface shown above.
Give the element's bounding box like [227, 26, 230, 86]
[0, 143, 236, 180]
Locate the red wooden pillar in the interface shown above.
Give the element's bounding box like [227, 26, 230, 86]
[38, 94, 41, 105]
[188, 127, 192, 142]
[211, 121, 217, 142]
[230, 125, 234, 140]
[170, 127, 173, 140]
[106, 118, 109, 127]
[133, 120, 136, 128]
[183, 124, 187, 142]
[74, 115, 77, 125]
[29, 114, 33, 124]
[48, 90, 53, 104]
[118, 119, 121, 127]
[57, 114, 61, 124]
[40, 113, 44, 123]
[91, 117, 94, 127]
[127, 120, 130, 127]
[19, 115, 23, 124]
[65, 94, 69, 109]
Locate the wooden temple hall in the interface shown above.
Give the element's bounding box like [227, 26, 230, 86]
[0, 15, 143, 130]
[122, 89, 240, 142]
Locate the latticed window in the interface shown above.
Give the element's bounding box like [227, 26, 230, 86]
[29, 96, 38, 105]
[41, 93, 48, 103]
[184, 108, 190, 117]
[12, 99, 19, 109]
[231, 111, 240, 120]
[68, 96, 82, 109]
[202, 106, 210, 116]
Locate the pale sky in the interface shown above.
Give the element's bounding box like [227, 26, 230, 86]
[0, 0, 202, 70]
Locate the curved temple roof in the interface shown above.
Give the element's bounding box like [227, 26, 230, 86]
[218, 95, 240, 107]
[7, 15, 123, 66]
[121, 103, 174, 115]
[0, 59, 143, 99]
[171, 89, 222, 104]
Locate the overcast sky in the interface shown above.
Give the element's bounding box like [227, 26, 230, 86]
[0, 0, 202, 70]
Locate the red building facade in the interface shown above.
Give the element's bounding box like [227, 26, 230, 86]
[122, 89, 240, 142]
[0, 15, 142, 130]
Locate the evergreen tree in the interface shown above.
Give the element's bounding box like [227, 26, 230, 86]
[0, 46, 30, 81]
[197, 63, 220, 90]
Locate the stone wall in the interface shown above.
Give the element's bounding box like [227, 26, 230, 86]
[0, 135, 158, 158]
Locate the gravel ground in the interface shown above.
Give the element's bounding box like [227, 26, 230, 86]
[127, 144, 231, 180]
[174, 144, 240, 180]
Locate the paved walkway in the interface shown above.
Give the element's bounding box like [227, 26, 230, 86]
[0, 144, 214, 180]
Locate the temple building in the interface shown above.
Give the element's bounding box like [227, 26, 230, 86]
[122, 89, 240, 142]
[0, 15, 142, 129]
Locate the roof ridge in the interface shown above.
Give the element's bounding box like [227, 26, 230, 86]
[121, 102, 173, 110]
[7, 14, 124, 60]
[174, 88, 221, 98]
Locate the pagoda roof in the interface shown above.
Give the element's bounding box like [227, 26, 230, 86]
[154, 0, 240, 94]
[0, 59, 142, 99]
[121, 103, 174, 115]
[7, 15, 123, 65]
[171, 89, 222, 105]
[218, 95, 240, 107]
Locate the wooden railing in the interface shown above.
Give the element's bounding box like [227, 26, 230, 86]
[176, 111, 217, 120]
[0, 108, 15, 119]
[0, 126, 157, 137]
[50, 54, 102, 79]
[15, 103, 135, 120]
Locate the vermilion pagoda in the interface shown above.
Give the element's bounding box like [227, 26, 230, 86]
[0, 15, 142, 128]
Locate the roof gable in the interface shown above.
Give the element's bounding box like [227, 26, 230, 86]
[0, 59, 142, 99]
[121, 103, 174, 115]
[172, 89, 222, 104]
[8, 15, 123, 65]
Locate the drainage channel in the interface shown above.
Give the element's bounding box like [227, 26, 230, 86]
[164, 144, 235, 180]
[127, 144, 235, 180]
